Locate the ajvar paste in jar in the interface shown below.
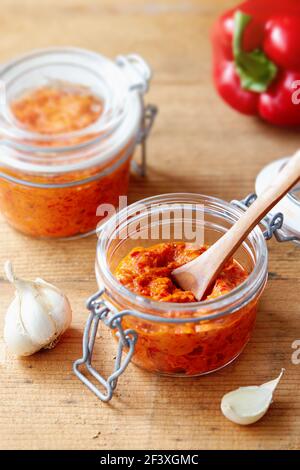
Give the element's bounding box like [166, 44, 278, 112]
[0, 84, 132, 238]
[115, 242, 257, 376]
[11, 84, 103, 136]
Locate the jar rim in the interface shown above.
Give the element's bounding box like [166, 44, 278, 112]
[0, 47, 148, 174]
[96, 193, 268, 318]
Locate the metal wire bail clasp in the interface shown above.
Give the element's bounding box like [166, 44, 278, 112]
[231, 193, 298, 242]
[117, 54, 158, 177]
[133, 103, 158, 177]
[73, 290, 138, 402]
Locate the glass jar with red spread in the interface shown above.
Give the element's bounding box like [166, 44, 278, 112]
[74, 193, 273, 401]
[0, 48, 156, 238]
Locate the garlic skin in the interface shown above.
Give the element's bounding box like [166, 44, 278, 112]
[221, 369, 285, 425]
[3, 261, 72, 356]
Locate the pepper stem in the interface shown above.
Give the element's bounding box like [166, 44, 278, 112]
[233, 11, 252, 58]
[233, 10, 278, 93]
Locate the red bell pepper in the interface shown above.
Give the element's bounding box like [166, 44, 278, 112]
[212, 0, 300, 126]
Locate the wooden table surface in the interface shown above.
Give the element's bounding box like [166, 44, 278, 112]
[1, 0, 300, 451]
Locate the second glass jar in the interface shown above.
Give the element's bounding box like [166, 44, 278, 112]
[0, 48, 153, 238]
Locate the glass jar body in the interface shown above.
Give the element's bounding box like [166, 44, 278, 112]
[96, 193, 268, 377]
[0, 144, 134, 239]
[113, 300, 258, 376]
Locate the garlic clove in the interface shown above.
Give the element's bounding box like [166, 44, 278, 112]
[4, 262, 72, 357]
[35, 278, 72, 333]
[18, 286, 57, 346]
[4, 298, 39, 356]
[221, 369, 285, 425]
[260, 369, 285, 393]
[221, 386, 272, 425]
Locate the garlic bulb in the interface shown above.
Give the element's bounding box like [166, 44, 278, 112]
[3, 261, 72, 356]
[221, 369, 285, 425]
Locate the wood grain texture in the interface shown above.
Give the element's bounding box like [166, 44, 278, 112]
[0, 0, 300, 450]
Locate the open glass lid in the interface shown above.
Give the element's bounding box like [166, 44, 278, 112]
[255, 156, 300, 244]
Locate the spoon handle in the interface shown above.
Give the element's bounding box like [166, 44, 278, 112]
[207, 150, 300, 274]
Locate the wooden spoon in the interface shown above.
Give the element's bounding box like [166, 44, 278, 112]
[172, 150, 300, 301]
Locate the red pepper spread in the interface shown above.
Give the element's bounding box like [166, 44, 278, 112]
[115, 242, 247, 303]
[114, 242, 257, 376]
[11, 84, 103, 135]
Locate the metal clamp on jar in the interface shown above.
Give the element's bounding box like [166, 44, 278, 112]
[0, 48, 157, 239]
[73, 157, 300, 402]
